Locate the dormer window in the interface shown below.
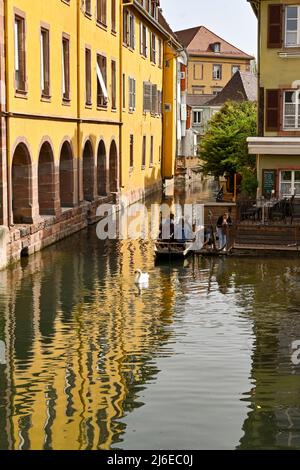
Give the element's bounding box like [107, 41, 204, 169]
[213, 42, 221, 53]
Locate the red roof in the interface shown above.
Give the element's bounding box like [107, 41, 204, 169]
[176, 26, 253, 60]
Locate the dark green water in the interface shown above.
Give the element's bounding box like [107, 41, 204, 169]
[0, 182, 300, 450]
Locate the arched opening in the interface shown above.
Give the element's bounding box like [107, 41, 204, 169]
[59, 141, 74, 207]
[12, 143, 32, 224]
[97, 140, 107, 196]
[83, 140, 95, 201]
[38, 142, 56, 215]
[109, 140, 118, 194]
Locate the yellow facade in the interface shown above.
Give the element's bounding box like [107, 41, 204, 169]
[1, 0, 180, 230]
[187, 56, 251, 95]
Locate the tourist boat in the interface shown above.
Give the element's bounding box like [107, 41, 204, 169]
[154, 238, 196, 258]
[154, 225, 204, 258]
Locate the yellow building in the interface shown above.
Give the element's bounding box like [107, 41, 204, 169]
[0, 0, 183, 267]
[176, 25, 253, 96]
[248, 0, 300, 198]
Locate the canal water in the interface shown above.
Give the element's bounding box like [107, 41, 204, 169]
[0, 180, 300, 450]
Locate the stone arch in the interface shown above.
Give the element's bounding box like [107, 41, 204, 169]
[12, 143, 33, 224]
[83, 140, 95, 201]
[59, 141, 74, 207]
[97, 139, 107, 196]
[109, 140, 118, 194]
[38, 142, 56, 215]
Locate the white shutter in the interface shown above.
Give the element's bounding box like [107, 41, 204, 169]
[97, 62, 108, 99]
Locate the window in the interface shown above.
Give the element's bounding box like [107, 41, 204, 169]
[123, 9, 135, 49]
[150, 33, 156, 63]
[212, 42, 221, 52]
[142, 136, 146, 168]
[285, 5, 300, 47]
[280, 170, 300, 197]
[111, 0, 116, 32]
[150, 136, 154, 167]
[232, 65, 240, 76]
[151, 84, 157, 114]
[97, 54, 108, 107]
[283, 90, 300, 129]
[213, 64, 222, 80]
[40, 28, 50, 97]
[158, 38, 162, 67]
[122, 73, 126, 109]
[128, 77, 136, 112]
[85, 0, 92, 16]
[130, 135, 134, 169]
[62, 36, 70, 101]
[111, 60, 116, 110]
[14, 15, 26, 92]
[85, 48, 92, 105]
[140, 23, 148, 57]
[212, 88, 222, 95]
[157, 90, 162, 115]
[97, 0, 107, 26]
[193, 63, 203, 80]
[193, 111, 203, 125]
[143, 81, 152, 112]
[192, 86, 204, 95]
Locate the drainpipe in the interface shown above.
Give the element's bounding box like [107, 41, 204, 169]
[77, 0, 81, 206]
[4, 0, 11, 227]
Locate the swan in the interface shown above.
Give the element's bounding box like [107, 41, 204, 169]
[134, 269, 149, 285]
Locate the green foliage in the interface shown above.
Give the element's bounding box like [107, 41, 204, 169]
[199, 101, 257, 178]
[240, 167, 258, 197]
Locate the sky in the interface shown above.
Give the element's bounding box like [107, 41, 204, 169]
[160, 0, 257, 57]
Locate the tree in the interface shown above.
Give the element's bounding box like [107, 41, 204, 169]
[199, 101, 258, 194]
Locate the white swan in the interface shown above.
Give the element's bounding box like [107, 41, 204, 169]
[134, 269, 149, 285]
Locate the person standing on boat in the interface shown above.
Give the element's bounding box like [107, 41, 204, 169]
[216, 211, 232, 250]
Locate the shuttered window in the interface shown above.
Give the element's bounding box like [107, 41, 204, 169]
[143, 81, 152, 112]
[123, 9, 135, 49]
[97, 54, 108, 107]
[15, 15, 26, 92]
[97, 0, 107, 26]
[258, 87, 265, 136]
[111, 0, 116, 32]
[128, 77, 136, 111]
[85, 48, 92, 105]
[151, 84, 157, 114]
[111, 60, 116, 110]
[41, 28, 50, 97]
[62, 36, 70, 101]
[267, 4, 283, 48]
[142, 136, 146, 168]
[140, 23, 147, 57]
[150, 32, 156, 63]
[266, 89, 281, 131]
[130, 135, 134, 169]
[150, 136, 154, 167]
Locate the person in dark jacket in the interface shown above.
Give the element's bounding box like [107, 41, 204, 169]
[216, 212, 232, 250]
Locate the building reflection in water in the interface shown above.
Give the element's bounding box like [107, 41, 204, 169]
[0, 220, 176, 450]
[233, 260, 300, 450]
